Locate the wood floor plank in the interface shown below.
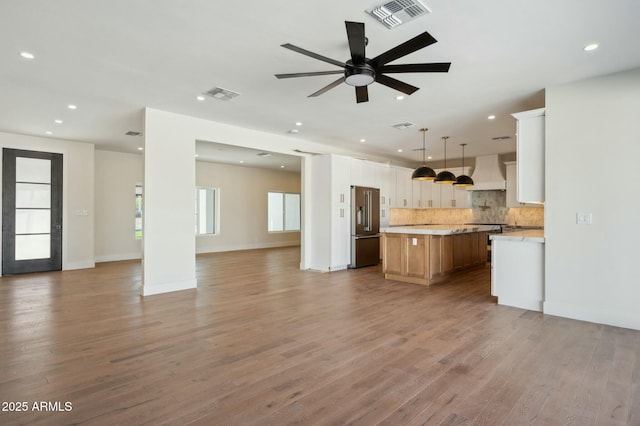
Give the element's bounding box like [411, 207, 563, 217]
[1, 247, 640, 425]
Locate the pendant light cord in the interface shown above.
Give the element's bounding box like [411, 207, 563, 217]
[461, 143, 466, 170]
[422, 129, 426, 165]
[442, 136, 449, 168]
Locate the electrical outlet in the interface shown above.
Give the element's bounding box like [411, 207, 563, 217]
[576, 212, 592, 225]
[412, 237, 418, 246]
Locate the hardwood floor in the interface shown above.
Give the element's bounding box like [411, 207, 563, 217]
[1, 246, 639, 425]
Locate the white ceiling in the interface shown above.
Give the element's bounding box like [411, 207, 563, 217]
[2, 0, 640, 171]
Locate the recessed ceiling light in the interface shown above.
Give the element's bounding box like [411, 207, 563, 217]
[45, 131, 52, 135]
[295, 122, 302, 126]
[488, 115, 496, 120]
[584, 43, 599, 52]
[68, 104, 77, 110]
[280, 165, 285, 168]
[138, 147, 144, 151]
[196, 95, 205, 101]
[360, 139, 366, 143]
[395, 95, 405, 101]
[427, 156, 433, 160]
[240, 160, 244, 164]
[397, 149, 403, 153]
[54, 119, 63, 124]
[20, 52, 34, 59]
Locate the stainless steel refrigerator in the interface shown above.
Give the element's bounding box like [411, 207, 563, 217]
[349, 186, 380, 268]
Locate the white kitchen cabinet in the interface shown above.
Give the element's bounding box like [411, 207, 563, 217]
[308, 154, 351, 271]
[491, 232, 545, 311]
[350, 158, 379, 188]
[350, 158, 390, 226]
[412, 179, 440, 208]
[391, 166, 413, 208]
[505, 161, 543, 208]
[512, 108, 545, 204]
[434, 167, 472, 208]
[379, 164, 390, 228]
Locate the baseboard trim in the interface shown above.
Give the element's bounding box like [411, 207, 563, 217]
[196, 241, 300, 254]
[544, 300, 640, 331]
[95, 253, 142, 263]
[141, 278, 197, 296]
[63, 261, 95, 271]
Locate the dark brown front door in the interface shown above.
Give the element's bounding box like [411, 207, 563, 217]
[2, 148, 63, 275]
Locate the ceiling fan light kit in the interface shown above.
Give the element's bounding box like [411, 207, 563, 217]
[344, 63, 375, 86]
[275, 21, 450, 103]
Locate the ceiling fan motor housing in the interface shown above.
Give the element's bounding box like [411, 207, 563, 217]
[344, 62, 375, 87]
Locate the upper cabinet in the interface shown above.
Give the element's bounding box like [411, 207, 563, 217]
[512, 108, 545, 204]
[391, 166, 413, 208]
[350, 158, 390, 227]
[505, 161, 542, 208]
[434, 167, 472, 209]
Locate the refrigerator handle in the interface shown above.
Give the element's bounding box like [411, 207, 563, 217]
[364, 190, 372, 232]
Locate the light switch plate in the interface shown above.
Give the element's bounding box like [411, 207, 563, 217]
[576, 212, 592, 225]
[412, 237, 418, 246]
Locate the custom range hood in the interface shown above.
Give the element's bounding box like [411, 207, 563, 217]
[469, 155, 506, 190]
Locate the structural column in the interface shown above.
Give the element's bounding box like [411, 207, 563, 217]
[141, 108, 197, 296]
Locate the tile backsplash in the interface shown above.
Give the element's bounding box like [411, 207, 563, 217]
[389, 190, 543, 227]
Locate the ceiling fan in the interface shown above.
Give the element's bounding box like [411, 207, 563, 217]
[275, 21, 451, 103]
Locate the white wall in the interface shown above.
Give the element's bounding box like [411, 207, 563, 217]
[94, 150, 143, 262]
[544, 67, 640, 330]
[196, 161, 300, 253]
[0, 131, 95, 271]
[93, 150, 300, 260]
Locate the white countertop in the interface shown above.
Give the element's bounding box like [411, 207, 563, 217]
[490, 229, 545, 243]
[381, 224, 501, 235]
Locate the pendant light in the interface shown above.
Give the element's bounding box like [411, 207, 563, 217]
[435, 136, 456, 184]
[411, 128, 436, 180]
[453, 143, 474, 186]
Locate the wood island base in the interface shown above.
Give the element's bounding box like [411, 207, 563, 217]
[381, 228, 490, 286]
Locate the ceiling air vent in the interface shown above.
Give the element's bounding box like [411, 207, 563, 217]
[491, 136, 511, 141]
[203, 86, 240, 101]
[256, 152, 272, 157]
[367, 0, 431, 29]
[392, 122, 416, 130]
[125, 131, 142, 136]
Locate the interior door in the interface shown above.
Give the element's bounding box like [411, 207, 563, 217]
[2, 148, 63, 275]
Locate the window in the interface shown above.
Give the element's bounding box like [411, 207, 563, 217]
[135, 184, 142, 238]
[196, 187, 219, 235]
[268, 192, 300, 232]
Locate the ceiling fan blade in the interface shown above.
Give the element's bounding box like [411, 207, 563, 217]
[275, 70, 345, 79]
[308, 77, 345, 97]
[375, 74, 419, 95]
[370, 31, 438, 67]
[379, 63, 451, 73]
[281, 43, 346, 68]
[355, 86, 369, 103]
[345, 21, 366, 64]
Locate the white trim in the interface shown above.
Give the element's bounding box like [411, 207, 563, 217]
[95, 253, 142, 263]
[63, 261, 95, 271]
[196, 241, 300, 254]
[142, 278, 197, 296]
[544, 300, 640, 330]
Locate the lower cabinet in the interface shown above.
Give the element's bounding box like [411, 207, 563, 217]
[491, 236, 544, 311]
[382, 232, 487, 286]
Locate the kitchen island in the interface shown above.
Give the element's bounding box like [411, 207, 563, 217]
[381, 225, 499, 286]
[490, 229, 545, 311]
